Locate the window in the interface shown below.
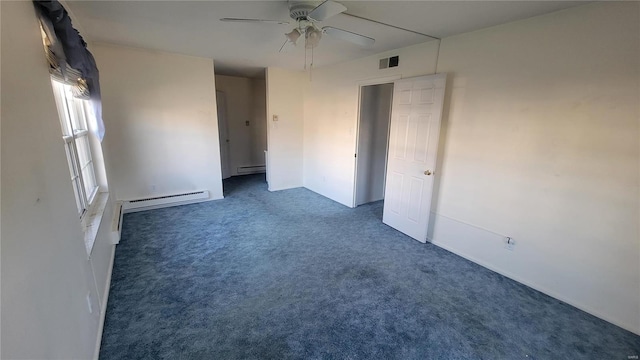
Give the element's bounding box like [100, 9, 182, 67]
[51, 80, 99, 217]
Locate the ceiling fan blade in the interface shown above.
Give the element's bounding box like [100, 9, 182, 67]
[308, 0, 347, 21]
[323, 27, 375, 47]
[279, 39, 296, 53]
[220, 18, 289, 25]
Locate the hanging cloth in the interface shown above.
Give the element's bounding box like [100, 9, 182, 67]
[34, 0, 105, 140]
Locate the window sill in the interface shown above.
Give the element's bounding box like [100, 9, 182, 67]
[83, 192, 109, 256]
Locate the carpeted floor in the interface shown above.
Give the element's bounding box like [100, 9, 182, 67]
[100, 174, 639, 359]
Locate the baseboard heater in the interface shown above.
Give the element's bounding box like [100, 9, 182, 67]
[123, 190, 210, 213]
[237, 165, 266, 175]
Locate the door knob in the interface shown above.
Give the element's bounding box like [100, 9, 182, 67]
[424, 170, 432, 176]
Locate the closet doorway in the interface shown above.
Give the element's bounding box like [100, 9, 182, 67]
[215, 74, 268, 182]
[353, 82, 394, 206]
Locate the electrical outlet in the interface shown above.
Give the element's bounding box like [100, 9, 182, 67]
[245, 120, 250, 126]
[272, 115, 279, 122]
[504, 237, 516, 251]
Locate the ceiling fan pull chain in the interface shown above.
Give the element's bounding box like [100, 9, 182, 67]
[309, 46, 314, 82]
[220, 1, 377, 68]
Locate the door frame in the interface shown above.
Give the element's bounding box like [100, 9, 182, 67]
[216, 90, 231, 179]
[352, 76, 401, 208]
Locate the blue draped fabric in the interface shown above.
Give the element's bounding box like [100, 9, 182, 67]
[34, 0, 105, 140]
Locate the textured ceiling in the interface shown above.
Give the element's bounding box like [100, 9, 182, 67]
[67, 1, 585, 78]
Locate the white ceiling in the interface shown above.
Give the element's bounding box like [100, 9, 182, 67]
[67, 1, 585, 78]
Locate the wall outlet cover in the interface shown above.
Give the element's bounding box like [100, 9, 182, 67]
[504, 237, 516, 251]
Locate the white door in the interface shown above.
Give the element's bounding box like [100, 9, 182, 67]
[216, 91, 231, 179]
[382, 74, 446, 243]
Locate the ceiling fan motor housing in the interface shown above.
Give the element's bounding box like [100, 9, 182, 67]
[289, 3, 315, 21]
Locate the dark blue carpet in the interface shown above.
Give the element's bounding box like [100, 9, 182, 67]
[100, 174, 639, 359]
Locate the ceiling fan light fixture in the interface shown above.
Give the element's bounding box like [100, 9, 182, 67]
[304, 26, 322, 49]
[285, 28, 301, 45]
[220, 0, 376, 61]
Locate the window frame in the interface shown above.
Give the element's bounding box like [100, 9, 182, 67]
[51, 79, 100, 219]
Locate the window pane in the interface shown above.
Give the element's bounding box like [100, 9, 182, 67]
[63, 89, 88, 132]
[52, 79, 96, 216]
[75, 136, 92, 169]
[65, 142, 80, 178]
[67, 97, 84, 132]
[51, 80, 73, 136]
[76, 101, 89, 130]
[82, 163, 98, 203]
[72, 178, 85, 215]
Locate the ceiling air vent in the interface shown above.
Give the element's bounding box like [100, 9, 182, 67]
[389, 56, 399, 67]
[379, 56, 399, 69]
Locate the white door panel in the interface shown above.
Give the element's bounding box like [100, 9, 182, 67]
[383, 74, 446, 242]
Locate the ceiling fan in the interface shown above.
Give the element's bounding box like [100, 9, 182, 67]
[220, 0, 375, 53]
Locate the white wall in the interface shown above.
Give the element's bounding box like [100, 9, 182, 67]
[303, 41, 440, 206]
[266, 67, 305, 191]
[1, 1, 115, 358]
[252, 78, 268, 167]
[93, 43, 223, 201]
[302, 2, 639, 334]
[431, 1, 639, 334]
[215, 75, 267, 175]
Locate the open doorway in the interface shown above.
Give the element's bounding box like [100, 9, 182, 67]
[354, 82, 394, 206]
[215, 73, 268, 191]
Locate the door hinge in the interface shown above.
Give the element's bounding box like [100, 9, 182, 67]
[355, 153, 357, 158]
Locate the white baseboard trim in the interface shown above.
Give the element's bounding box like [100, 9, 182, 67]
[122, 196, 223, 214]
[268, 185, 302, 192]
[236, 165, 266, 175]
[93, 245, 116, 360]
[428, 237, 640, 336]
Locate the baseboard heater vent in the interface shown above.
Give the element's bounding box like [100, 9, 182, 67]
[111, 201, 124, 245]
[237, 165, 266, 175]
[124, 190, 210, 213]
